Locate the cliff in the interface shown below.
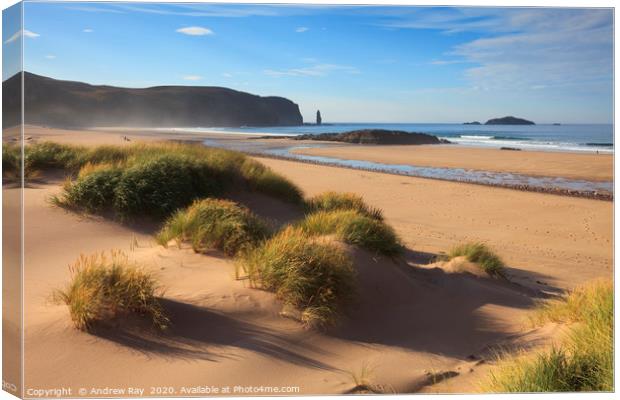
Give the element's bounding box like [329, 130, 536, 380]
[2, 72, 303, 128]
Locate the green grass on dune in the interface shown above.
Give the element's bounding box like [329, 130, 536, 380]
[447, 242, 505, 277]
[53, 251, 169, 331]
[2, 143, 22, 182]
[157, 198, 270, 256]
[238, 227, 356, 328]
[298, 209, 402, 256]
[484, 279, 613, 392]
[42, 141, 303, 218]
[112, 154, 226, 218]
[59, 166, 123, 212]
[240, 158, 304, 204]
[306, 191, 383, 220]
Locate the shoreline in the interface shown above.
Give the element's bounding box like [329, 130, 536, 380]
[6, 126, 613, 201]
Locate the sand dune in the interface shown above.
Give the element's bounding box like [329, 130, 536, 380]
[11, 126, 612, 394]
[20, 176, 555, 395]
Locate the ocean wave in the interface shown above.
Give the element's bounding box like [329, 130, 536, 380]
[443, 136, 613, 153]
[459, 135, 495, 140]
[457, 134, 528, 141]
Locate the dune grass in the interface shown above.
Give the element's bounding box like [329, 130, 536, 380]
[58, 166, 123, 212]
[240, 158, 304, 204]
[306, 191, 383, 220]
[2, 143, 22, 182]
[238, 227, 356, 328]
[53, 251, 168, 331]
[113, 154, 227, 218]
[157, 198, 270, 256]
[45, 141, 302, 218]
[298, 209, 402, 256]
[484, 280, 613, 392]
[447, 242, 505, 277]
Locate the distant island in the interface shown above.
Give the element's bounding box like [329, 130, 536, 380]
[291, 129, 449, 145]
[2, 72, 303, 129]
[485, 116, 535, 125]
[463, 121, 481, 125]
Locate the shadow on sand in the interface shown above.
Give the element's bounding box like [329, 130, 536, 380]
[89, 298, 337, 371]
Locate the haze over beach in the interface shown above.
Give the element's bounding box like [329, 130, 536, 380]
[2, 1, 614, 397]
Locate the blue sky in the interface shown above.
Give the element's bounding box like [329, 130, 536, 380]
[3, 2, 614, 123]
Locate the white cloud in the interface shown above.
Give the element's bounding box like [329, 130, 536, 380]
[452, 10, 612, 91]
[265, 63, 360, 78]
[295, 27, 309, 33]
[23, 30, 40, 38]
[183, 75, 203, 81]
[222, 73, 233, 78]
[384, 8, 612, 92]
[176, 26, 214, 36]
[45, 55, 56, 59]
[4, 29, 40, 44]
[83, 28, 94, 33]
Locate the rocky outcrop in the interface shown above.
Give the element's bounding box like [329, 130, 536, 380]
[463, 121, 481, 125]
[292, 129, 448, 145]
[485, 116, 535, 125]
[2, 72, 303, 128]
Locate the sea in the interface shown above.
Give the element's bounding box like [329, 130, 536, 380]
[174, 123, 614, 153]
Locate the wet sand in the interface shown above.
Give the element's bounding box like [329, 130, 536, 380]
[290, 143, 613, 182]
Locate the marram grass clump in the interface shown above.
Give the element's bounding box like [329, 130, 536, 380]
[53, 251, 169, 331]
[157, 198, 270, 256]
[306, 191, 383, 220]
[2, 143, 22, 182]
[298, 209, 402, 256]
[447, 242, 505, 277]
[57, 154, 223, 218]
[59, 166, 123, 212]
[238, 227, 356, 328]
[240, 158, 304, 204]
[50, 141, 303, 218]
[112, 154, 225, 218]
[483, 280, 613, 392]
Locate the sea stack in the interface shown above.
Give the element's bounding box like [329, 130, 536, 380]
[316, 110, 322, 125]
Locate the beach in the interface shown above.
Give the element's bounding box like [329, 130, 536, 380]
[8, 126, 614, 394]
[290, 144, 613, 182]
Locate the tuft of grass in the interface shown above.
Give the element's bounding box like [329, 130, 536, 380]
[238, 227, 356, 328]
[298, 210, 402, 256]
[157, 198, 270, 256]
[25, 141, 86, 171]
[240, 158, 304, 204]
[530, 279, 613, 327]
[484, 280, 613, 392]
[58, 166, 123, 212]
[53, 251, 169, 331]
[112, 154, 224, 218]
[306, 191, 383, 220]
[447, 242, 505, 277]
[2, 143, 22, 182]
[42, 141, 303, 218]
